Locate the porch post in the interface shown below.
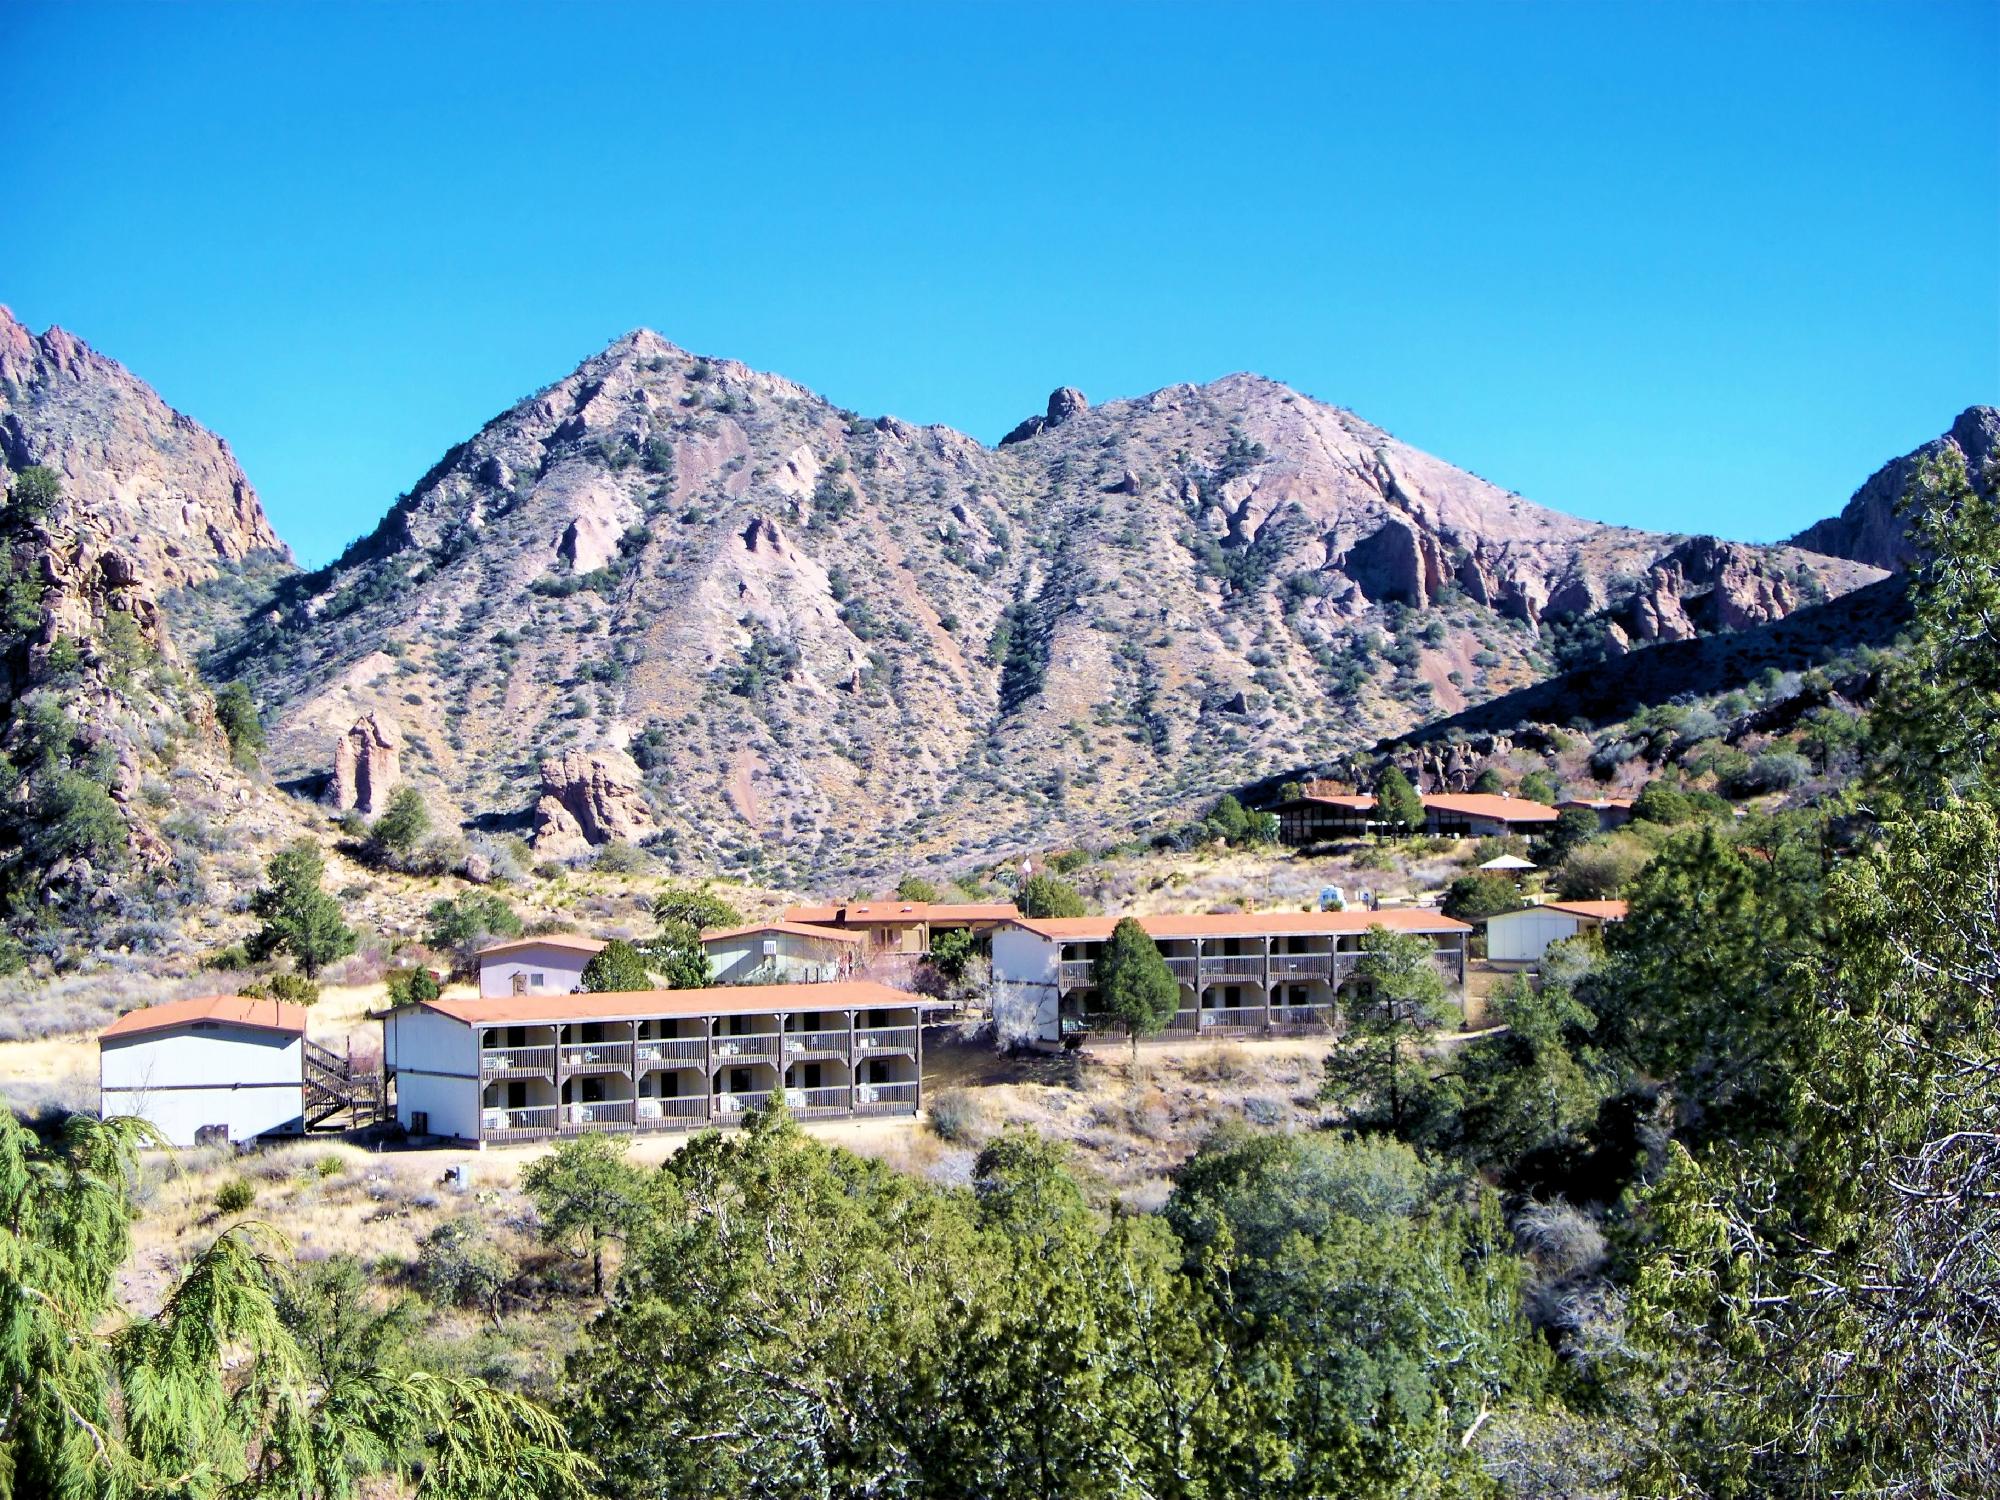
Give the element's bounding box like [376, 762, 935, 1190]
[704, 1016, 715, 1121]
[1259, 937, 1272, 1035]
[846, 1009, 857, 1115]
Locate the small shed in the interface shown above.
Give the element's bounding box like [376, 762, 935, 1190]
[477, 934, 606, 998]
[1484, 900, 1629, 965]
[99, 996, 308, 1147]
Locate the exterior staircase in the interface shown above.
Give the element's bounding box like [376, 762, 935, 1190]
[303, 1038, 383, 1132]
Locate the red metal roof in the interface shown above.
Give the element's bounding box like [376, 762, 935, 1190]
[1421, 793, 1559, 824]
[100, 995, 307, 1043]
[1009, 908, 1471, 941]
[416, 979, 928, 1027]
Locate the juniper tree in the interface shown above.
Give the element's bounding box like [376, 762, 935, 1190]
[1094, 916, 1179, 1059]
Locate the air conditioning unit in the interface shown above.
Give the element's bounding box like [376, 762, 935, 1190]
[637, 1099, 662, 1120]
[718, 1094, 742, 1113]
[483, 1110, 505, 1129]
[762, 939, 779, 957]
[856, 1086, 878, 1105]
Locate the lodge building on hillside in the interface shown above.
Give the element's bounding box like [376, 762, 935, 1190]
[991, 908, 1471, 1046]
[383, 981, 934, 1146]
[779, 900, 1019, 957]
[1272, 788, 1561, 844]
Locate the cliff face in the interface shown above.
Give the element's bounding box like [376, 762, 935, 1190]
[219, 331, 1880, 883]
[1791, 406, 2000, 571]
[0, 306, 289, 605]
[0, 310, 307, 958]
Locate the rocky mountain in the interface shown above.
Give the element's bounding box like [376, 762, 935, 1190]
[0, 306, 290, 609]
[218, 330, 1881, 885]
[0, 309, 305, 962]
[1791, 405, 2000, 571]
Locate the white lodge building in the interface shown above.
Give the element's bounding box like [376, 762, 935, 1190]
[384, 981, 931, 1146]
[991, 909, 1472, 1046]
[99, 996, 309, 1146]
[476, 934, 606, 998]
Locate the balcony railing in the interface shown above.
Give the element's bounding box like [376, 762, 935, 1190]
[1165, 956, 1199, 983]
[711, 1034, 780, 1061]
[481, 1046, 556, 1080]
[634, 1036, 707, 1067]
[634, 1096, 710, 1127]
[560, 1042, 632, 1074]
[783, 1031, 849, 1059]
[560, 1099, 635, 1131]
[1202, 954, 1266, 978]
[482, 1104, 560, 1137]
[711, 1089, 773, 1117]
[854, 1081, 919, 1115]
[1267, 1003, 1337, 1033]
[1196, 1005, 1265, 1031]
[790, 1085, 852, 1117]
[853, 1026, 916, 1054]
[1060, 960, 1096, 989]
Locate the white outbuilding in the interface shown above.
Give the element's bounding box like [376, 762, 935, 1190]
[98, 995, 309, 1147]
[476, 934, 605, 998]
[1483, 900, 1629, 965]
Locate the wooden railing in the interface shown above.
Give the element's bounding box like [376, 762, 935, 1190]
[483, 1104, 560, 1137]
[711, 1034, 780, 1062]
[481, 1047, 556, 1080]
[711, 1089, 773, 1117]
[634, 1096, 710, 1127]
[1196, 1006, 1265, 1031]
[634, 1037, 707, 1067]
[1060, 960, 1096, 989]
[853, 1026, 917, 1054]
[560, 1042, 632, 1074]
[783, 1031, 849, 1060]
[561, 1099, 635, 1129]
[790, 1086, 852, 1117]
[854, 1082, 919, 1115]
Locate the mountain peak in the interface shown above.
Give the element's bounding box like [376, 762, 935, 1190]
[0, 309, 290, 586]
[1791, 405, 2000, 570]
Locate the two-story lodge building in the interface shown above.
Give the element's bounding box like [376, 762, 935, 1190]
[991, 908, 1471, 1045]
[384, 980, 933, 1147]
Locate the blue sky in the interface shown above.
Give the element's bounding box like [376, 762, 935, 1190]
[10, 1, 1996, 566]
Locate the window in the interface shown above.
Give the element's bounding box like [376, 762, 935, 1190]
[529, 972, 547, 989]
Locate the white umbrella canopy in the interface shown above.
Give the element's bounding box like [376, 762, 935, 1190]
[1478, 854, 1538, 871]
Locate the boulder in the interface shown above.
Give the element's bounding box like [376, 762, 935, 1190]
[330, 712, 402, 815]
[533, 747, 654, 856]
[999, 387, 1091, 446]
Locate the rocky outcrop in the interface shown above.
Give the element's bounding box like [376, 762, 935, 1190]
[533, 747, 654, 856]
[1792, 406, 2000, 571]
[330, 713, 402, 815]
[1622, 537, 1808, 641]
[999, 387, 1089, 446]
[0, 305, 289, 597]
[1342, 514, 1450, 607]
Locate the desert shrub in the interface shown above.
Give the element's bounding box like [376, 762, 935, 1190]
[595, 841, 651, 875]
[1632, 781, 1694, 824]
[896, 875, 941, 903]
[214, 1177, 257, 1214]
[415, 1215, 514, 1318]
[927, 1088, 983, 1145]
[267, 972, 319, 1005]
[1017, 874, 1086, 919]
[1443, 872, 1524, 922]
[1724, 748, 1813, 798]
[1556, 837, 1651, 900]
